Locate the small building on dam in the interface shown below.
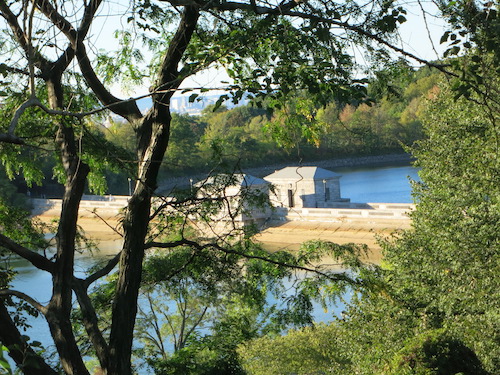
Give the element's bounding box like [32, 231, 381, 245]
[31, 166, 414, 232]
[263, 166, 350, 209]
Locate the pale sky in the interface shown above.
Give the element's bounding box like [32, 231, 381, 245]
[86, 0, 449, 98]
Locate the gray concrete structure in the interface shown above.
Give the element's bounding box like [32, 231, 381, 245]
[194, 173, 271, 228]
[264, 166, 349, 208]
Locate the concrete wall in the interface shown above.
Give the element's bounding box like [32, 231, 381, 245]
[31, 197, 414, 226]
[31, 196, 129, 218]
[312, 178, 343, 208]
[271, 202, 415, 222]
[268, 177, 344, 209]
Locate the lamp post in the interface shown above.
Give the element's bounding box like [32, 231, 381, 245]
[128, 178, 132, 196]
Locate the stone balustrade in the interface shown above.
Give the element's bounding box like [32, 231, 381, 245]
[31, 196, 130, 218]
[31, 196, 415, 223]
[271, 202, 415, 222]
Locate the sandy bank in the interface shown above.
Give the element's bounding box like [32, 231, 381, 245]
[36, 214, 124, 243]
[35, 212, 409, 264]
[255, 218, 411, 264]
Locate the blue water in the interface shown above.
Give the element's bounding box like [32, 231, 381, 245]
[337, 164, 419, 203]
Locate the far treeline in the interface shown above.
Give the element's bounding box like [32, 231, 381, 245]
[0, 64, 438, 197]
[104, 63, 437, 180]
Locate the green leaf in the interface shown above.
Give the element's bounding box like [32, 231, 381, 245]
[188, 93, 199, 103]
[440, 31, 451, 44]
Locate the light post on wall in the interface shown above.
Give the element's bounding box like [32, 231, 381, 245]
[128, 178, 132, 196]
[288, 183, 294, 207]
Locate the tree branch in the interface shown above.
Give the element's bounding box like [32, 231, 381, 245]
[33, 0, 142, 120]
[8, 96, 39, 134]
[72, 279, 110, 371]
[0, 301, 57, 375]
[6, 95, 89, 134]
[77, 0, 103, 40]
[34, 0, 77, 42]
[85, 208, 124, 239]
[0, 0, 49, 69]
[198, 0, 455, 74]
[144, 238, 362, 285]
[0, 289, 47, 314]
[0, 233, 54, 273]
[144, 292, 167, 357]
[0, 133, 25, 145]
[182, 305, 208, 345]
[75, 40, 143, 121]
[83, 251, 122, 287]
[75, 0, 142, 120]
[0, 1, 30, 57]
[0, 62, 31, 76]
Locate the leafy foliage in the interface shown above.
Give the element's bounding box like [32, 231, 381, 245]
[239, 62, 499, 375]
[1, 0, 496, 374]
[382, 79, 500, 372]
[239, 323, 352, 375]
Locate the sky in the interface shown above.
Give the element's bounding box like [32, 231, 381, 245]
[85, 0, 449, 99]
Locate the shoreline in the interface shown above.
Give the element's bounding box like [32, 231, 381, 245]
[159, 153, 413, 191]
[255, 217, 411, 264]
[33, 154, 414, 264]
[246, 153, 414, 177]
[34, 214, 409, 265]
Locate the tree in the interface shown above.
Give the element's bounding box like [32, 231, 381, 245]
[344, 67, 500, 374]
[0, 1, 475, 374]
[162, 113, 205, 174]
[240, 51, 500, 374]
[240, 79, 499, 375]
[382, 75, 500, 372]
[198, 105, 270, 168]
[239, 323, 352, 375]
[135, 245, 276, 374]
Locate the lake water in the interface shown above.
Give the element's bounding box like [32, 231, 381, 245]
[6, 163, 418, 367]
[336, 164, 419, 203]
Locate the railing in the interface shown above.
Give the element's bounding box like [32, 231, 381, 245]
[31, 196, 130, 217]
[271, 203, 415, 221]
[31, 197, 414, 222]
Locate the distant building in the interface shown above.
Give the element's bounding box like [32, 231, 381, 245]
[170, 93, 250, 116]
[264, 166, 349, 208]
[194, 174, 271, 229]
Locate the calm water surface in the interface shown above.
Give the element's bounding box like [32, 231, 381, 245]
[337, 164, 419, 203]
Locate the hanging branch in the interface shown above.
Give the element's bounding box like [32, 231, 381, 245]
[0, 233, 55, 273]
[144, 238, 364, 286]
[0, 289, 47, 314]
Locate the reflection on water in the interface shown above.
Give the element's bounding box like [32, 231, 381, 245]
[6, 244, 122, 354]
[8, 244, 348, 359]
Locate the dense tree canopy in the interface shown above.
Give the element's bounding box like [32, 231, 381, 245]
[239, 68, 500, 375]
[239, 47, 500, 375]
[96, 66, 438, 184]
[0, 0, 497, 374]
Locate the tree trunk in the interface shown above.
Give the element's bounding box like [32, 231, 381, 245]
[44, 77, 91, 375]
[107, 7, 199, 374]
[73, 280, 110, 371]
[0, 301, 57, 375]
